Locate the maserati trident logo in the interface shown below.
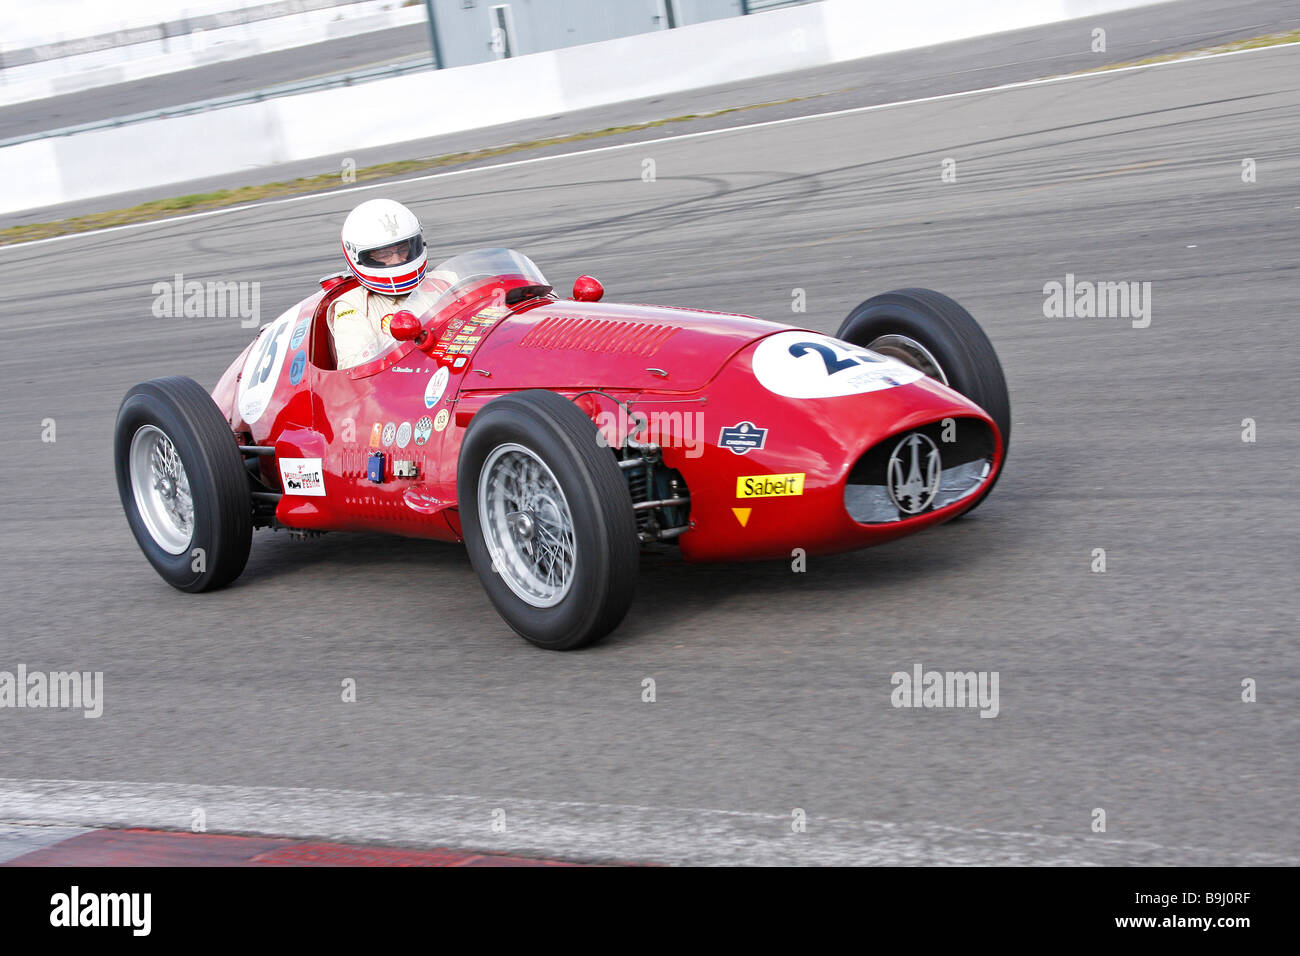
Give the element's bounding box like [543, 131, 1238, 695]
[887, 433, 942, 514]
[379, 213, 400, 237]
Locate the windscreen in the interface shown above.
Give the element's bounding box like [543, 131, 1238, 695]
[425, 247, 548, 305]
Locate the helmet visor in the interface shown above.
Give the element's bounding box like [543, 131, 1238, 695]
[357, 234, 425, 270]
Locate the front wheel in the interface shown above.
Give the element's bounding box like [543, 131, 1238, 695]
[114, 376, 252, 592]
[457, 390, 638, 650]
[837, 288, 1010, 446]
[837, 289, 1010, 514]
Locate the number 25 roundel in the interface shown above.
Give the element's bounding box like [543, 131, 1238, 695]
[237, 307, 298, 424]
[751, 331, 924, 399]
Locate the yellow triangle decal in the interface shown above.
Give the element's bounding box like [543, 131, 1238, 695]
[732, 507, 751, 527]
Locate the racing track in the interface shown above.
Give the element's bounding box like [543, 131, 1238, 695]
[0, 43, 1297, 865]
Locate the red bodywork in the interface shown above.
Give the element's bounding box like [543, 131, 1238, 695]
[211, 271, 1004, 563]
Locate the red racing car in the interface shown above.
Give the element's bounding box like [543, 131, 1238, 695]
[115, 248, 1010, 649]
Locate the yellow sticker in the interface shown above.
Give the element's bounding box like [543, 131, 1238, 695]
[736, 473, 805, 498]
[433, 409, 450, 432]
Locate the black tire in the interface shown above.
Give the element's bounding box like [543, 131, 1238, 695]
[114, 376, 252, 592]
[458, 390, 638, 650]
[836, 289, 1010, 447]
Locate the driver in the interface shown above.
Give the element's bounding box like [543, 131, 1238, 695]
[331, 198, 434, 369]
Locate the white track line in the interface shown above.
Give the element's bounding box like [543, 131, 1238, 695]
[1, 778, 1292, 866]
[2, 39, 1298, 252]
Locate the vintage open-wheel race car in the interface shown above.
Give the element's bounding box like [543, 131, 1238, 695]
[116, 248, 1009, 649]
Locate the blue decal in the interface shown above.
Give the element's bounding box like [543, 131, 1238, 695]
[289, 317, 310, 350]
[289, 350, 307, 385]
[719, 421, 767, 456]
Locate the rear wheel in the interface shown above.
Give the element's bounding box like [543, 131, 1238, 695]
[458, 390, 638, 650]
[837, 288, 1010, 511]
[114, 376, 252, 591]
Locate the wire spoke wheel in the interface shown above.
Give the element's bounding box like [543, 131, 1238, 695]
[458, 390, 637, 649]
[129, 424, 194, 554]
[479, 443, 577, 608]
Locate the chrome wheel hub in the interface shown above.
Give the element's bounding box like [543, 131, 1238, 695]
[866, 333, 949, 385]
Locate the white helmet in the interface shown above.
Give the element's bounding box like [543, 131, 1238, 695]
[340, 198, 427, 295]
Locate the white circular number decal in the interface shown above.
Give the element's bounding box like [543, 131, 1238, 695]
[237, 309, 299, 424]
[752, 331, 924, 399]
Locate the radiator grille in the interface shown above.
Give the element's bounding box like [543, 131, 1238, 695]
[844, 418, 995, 524]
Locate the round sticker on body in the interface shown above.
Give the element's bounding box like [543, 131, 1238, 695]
[396, 421, 412, 448]
[289, 317, 311, 350]
[424, 366, 449, 408]
[751, 331, 924, 399]
[433, 409, 450, 432]
[414, 416, 433, 445]
[382, 422, 397, 446]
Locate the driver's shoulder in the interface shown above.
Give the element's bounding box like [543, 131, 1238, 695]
[328, 284, 369, 324]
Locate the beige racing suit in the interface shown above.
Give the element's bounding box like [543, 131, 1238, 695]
[327, 286, 423, 370]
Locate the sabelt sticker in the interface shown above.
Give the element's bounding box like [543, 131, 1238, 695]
[236, 308, 297, 424]
[279, 457, 326, 496]
[424, 366, 449, 408]
[396, 421, 412, 448]
[752, 331, 924, 399]
[736, 473, 805, 498]
[433, 409, 450, 432]
[382, 422, 397, 446]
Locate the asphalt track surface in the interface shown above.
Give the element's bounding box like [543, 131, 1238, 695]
[0, 42, 1297, 865]
[5, 0, 1300, 227]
